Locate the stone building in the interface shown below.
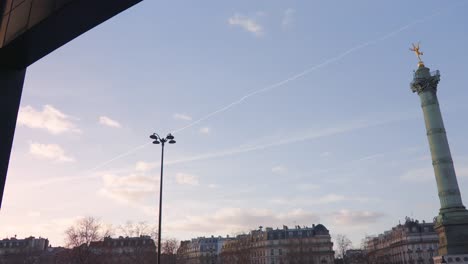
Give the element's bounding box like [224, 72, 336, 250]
[88, 235, 157, 263]
[0, 236, 49, 255]
[177, 236, 229, 264]
[345, 249, 367, 264]
[364, 218, 438, 264]
[0, 236, 50, 263]
[220, 224, 334, 264]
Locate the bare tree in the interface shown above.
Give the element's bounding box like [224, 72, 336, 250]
[64, 217, 112, 264]
[118, 221, 157, 238]
[162, 238, 179, 255]
[335, 234, 352, 264]
[65, 217, 112, 248]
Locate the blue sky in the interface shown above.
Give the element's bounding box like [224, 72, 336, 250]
[2, 0, 468, 248]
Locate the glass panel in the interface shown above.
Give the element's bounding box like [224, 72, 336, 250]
[4, 0, 31, 44]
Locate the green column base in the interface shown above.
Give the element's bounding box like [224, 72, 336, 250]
[435, 209, 468, 255]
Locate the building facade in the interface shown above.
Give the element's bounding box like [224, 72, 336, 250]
[0, 236, 49, 255]
[218, 224, 334, 264]
[177, 236, 228, 264]
[365, 218, 438, 264]
[88, 235, 157, 263]
[346, 249, 367, 264]
[0, 236, 50, 263]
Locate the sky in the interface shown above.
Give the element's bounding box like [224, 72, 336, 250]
[2, 0, 468, 249]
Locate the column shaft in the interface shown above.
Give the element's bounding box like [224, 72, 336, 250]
[419, 90, 464, 210]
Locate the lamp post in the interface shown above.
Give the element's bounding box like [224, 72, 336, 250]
[149, 132, 176, 264]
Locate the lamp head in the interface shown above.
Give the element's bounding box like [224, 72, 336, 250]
[166, 133, 175, 140]
[152, 140, 160, 144]
[149, 134, 158, 140]
[168, 139, 176, 144]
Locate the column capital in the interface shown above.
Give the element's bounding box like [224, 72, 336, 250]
[411, 67, 440, 94]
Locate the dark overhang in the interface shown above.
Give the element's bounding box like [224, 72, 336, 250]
[0, 0, 142, 69]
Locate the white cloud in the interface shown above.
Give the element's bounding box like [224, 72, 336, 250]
[296, 183, 320, 191]
[315, 194, 346, 204]
[401, 165, 468, 182]
[173, 113, 192, 121]
[99, 116, 121, 128]
[208, 184, 219, 189]
[320, 152, 332, 157]
[228, 13, 264, 36]
[271, 166, 287, 174]
[99, 173, 157, 203]
[331, 210, 384, 225]
[271, 193, 371, 206]
[165, 117, 403, 167]
[199, 127, 211, 134]
[166, 207, 319, 234]
[135, 161, 157, 172]
[18, 105, 80, 134]
[400, 167, 433, 182]
[282, 8, 295, 29]
[175, 173, 199, 186]
[29, 143, 75, 162]
[27, 211, 41, 217]
[457, 167, 468, 178]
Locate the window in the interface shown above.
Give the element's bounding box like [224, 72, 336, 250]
[279, 249, 282, 255]
[271, 249, 274, 255]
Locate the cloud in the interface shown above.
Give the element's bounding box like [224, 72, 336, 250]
[99, 116, 121, 128]
[0, 216, 83, 247]
[18, 105, 80, 134]
[355, 153, 385, 162]
[166, 207, 319, 234]
[27, 211, 41, 217]
[331, 210, 384, 225]
[135, 161, 157, 172]
[98, 173, 157, 203]
[271, 166, 287, 174]
[169, 116, 410, 166]
[282, 8, 295, 29]
[315, 194, 346, 204]
[29, 143, 75, 162]
[271, 194, 372, 206]
[228, 13, 264, 36]
[320, 152, 332, 157]
[457, 167, 468, 178]
[400, 167, 433, 182]
[401, 165, 468, 182]
[296, 184, 320, 191]
[199, 127, 211, 134]
[173, 113, 192, 121]
[175, 173, 199, 186]
[208, 184, 219, 189]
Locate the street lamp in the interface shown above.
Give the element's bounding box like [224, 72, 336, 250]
[149, 132, 176, 264]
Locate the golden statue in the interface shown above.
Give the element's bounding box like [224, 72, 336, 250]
[410, 42, 424, 66]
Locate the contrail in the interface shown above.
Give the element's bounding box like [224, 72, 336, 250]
[170, 8, 446, 135]
[84, 6, 454, 172]
[86, 142, 151, 172]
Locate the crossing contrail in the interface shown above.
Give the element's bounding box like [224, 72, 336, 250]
[170, 8, 445, 134]
[86, 142, 150, 172]
[84, 5, 455, 172]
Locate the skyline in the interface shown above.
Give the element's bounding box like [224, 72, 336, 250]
[2, 0, 468, 248]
